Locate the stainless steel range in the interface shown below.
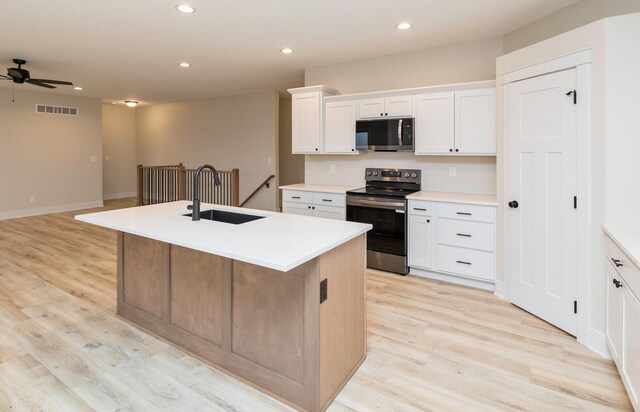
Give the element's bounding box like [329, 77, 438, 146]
[346, 168, 421, 274]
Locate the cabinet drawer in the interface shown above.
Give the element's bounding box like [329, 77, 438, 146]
[312, 192, 346, 207]
[282, 202, 313, 216]
[437, 202, 495, 223]
[437, 218, 494, 252]
[282, 190, 313, 204]
[436, 245, 495, 281]
[606, 236, 640, 299]
[408, 201, 433, 216]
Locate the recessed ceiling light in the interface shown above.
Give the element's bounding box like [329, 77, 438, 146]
[281, 48, 294, 54]
[124, 101, 138, 108]
[396, 22, 412, 30]
[74, 86, 83, 91]
[176, 4, 195, 13]
[179, 62, 191, 68]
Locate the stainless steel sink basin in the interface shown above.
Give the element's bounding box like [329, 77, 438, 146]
[184, 209, 265, 225]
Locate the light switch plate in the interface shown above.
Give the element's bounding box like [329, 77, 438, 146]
[449, 167, 456, 177]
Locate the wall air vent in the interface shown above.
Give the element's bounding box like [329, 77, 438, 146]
[35, 105, 78, 116]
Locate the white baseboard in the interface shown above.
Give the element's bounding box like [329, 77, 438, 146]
[410, 267, 495, 291]
[494, 279, 506, 299]
[103, 191, 136, 200]
[0, 200, 104, 220]
[588, 327, 612, 359]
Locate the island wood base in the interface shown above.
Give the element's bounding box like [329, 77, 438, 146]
[116, 231, 366, 412]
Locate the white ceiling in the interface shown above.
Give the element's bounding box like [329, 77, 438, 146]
[0, 0, 578, 105]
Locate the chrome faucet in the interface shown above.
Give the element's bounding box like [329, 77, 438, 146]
[191, 164, 221, 221]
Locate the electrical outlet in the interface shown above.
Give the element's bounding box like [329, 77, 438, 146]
[330, 164, 336, 173]
[449, 167, 457, 177]
[267, 157, 272, 164]
[90, 156, 97, 163]
[29, 196, 35, 203]
[105, 155, 110, 161]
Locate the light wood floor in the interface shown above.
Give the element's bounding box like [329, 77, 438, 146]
[0, 198, 632, 411]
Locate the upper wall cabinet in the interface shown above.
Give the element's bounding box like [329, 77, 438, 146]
[358, 96, 413, 119]
[289, 86, 338, 154]
[415, 87, 496, 155]
[324, 101, 358, 154]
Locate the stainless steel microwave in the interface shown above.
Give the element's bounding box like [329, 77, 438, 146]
[355, 118, 414, 152]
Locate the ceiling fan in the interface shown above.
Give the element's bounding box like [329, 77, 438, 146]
[0, 58, 73, 89]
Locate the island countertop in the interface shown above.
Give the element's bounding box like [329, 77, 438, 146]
[75, 201, 371, 272]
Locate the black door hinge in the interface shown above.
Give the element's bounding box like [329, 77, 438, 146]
[566, 90, 577, 104]
[574, 300, 578, 314]
[574, 196, 577, 209]
[320, 278, 328, 303]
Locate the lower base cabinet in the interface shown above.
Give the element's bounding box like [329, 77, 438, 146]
[282, 189, 346, 220]
[605, 232, 640, 409]
[408, 199, 496, 288]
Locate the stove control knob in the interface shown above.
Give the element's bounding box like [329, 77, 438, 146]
[411, 172, 418, 178]
[404, 172, 411, 178]
[366, 171, 372, 176]
[372, 171, 379, 176]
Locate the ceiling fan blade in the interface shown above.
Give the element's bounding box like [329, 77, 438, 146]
[27, 79, 56, 89]
[0, 75, 12, 80]
[29, 78, 73, 86]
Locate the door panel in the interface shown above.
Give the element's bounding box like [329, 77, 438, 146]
[507, 69, 577, 335]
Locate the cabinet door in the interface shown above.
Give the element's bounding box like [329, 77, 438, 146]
[408, 214, 432, 270]
[624, 285, 640, 408]
[385, 96, 413, 117]
[358, 98, 385, 119]
[292, 92, 322, 153]
[325, 101, 357, 154]
[283, 202, 313, 216]
[414, 92, 454, 154]
[455, 88, 496, 154]
[606, 260, 623, 364]
[313, 205, 345, 220]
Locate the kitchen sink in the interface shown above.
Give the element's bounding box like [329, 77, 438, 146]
[184, 209, 265, 225]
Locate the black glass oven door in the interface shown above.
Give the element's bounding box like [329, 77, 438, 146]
[346, 197, 406, 256]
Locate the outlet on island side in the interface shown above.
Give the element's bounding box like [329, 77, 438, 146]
[449, 167, 457, 177]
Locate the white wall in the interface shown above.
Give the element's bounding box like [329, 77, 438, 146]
[135, 91, 279, 211]
[102, 104, 137, 199]
[278, 97, 305, 207]
[503, 0, 640, 53]
[0, 88, 103, 219]
[304, 36, 503, 195]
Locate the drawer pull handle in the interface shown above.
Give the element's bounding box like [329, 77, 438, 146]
[613, 278, 623, 288]
[611, 258, 624, 268]
[456, 260, 472, 265]
[292, 196, 301, 199]
[322, 199, 332, 202]
[413, 208, 427, 211]
[456, 233, 472, 238]
[456, 212, 472, 216]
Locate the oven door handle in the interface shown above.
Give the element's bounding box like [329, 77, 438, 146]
[347, 198, 405, 210]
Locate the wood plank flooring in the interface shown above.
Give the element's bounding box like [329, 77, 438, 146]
[0, 198, 632, 411]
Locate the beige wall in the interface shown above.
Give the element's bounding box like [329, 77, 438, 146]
[278, 97, 304, 193]
[306, 36, 503, 95]
[304, 37, 503, 195]
[135, 91, 279, 211]
[503, 0, 640, 53]
[0, 88, 102, 219]
[102, 104, 137, 199]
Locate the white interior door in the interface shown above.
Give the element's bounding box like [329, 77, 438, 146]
[507, 68, 577, 335]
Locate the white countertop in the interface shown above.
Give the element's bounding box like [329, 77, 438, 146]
[280, 183, 360, 194]
[407, 191, 498, 206]
[603, 225, 640, 268]
[75, 201, 371, 272]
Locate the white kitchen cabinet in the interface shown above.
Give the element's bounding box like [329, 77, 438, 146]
[408, 198, 496, 289]
[288, 86, 337, 154]
[282, 189, 346, 220]
[605, 230, 640, 410]
[358, 95, 412, 119]
[324, 100, 358, 154]
[414, 92, 454, 154]
[408, 204, 433, 270]
[414, 88, 496, 155]
[455, 88, 496, 154]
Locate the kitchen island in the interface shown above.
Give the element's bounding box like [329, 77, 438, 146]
[76, 201, 371, 412]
